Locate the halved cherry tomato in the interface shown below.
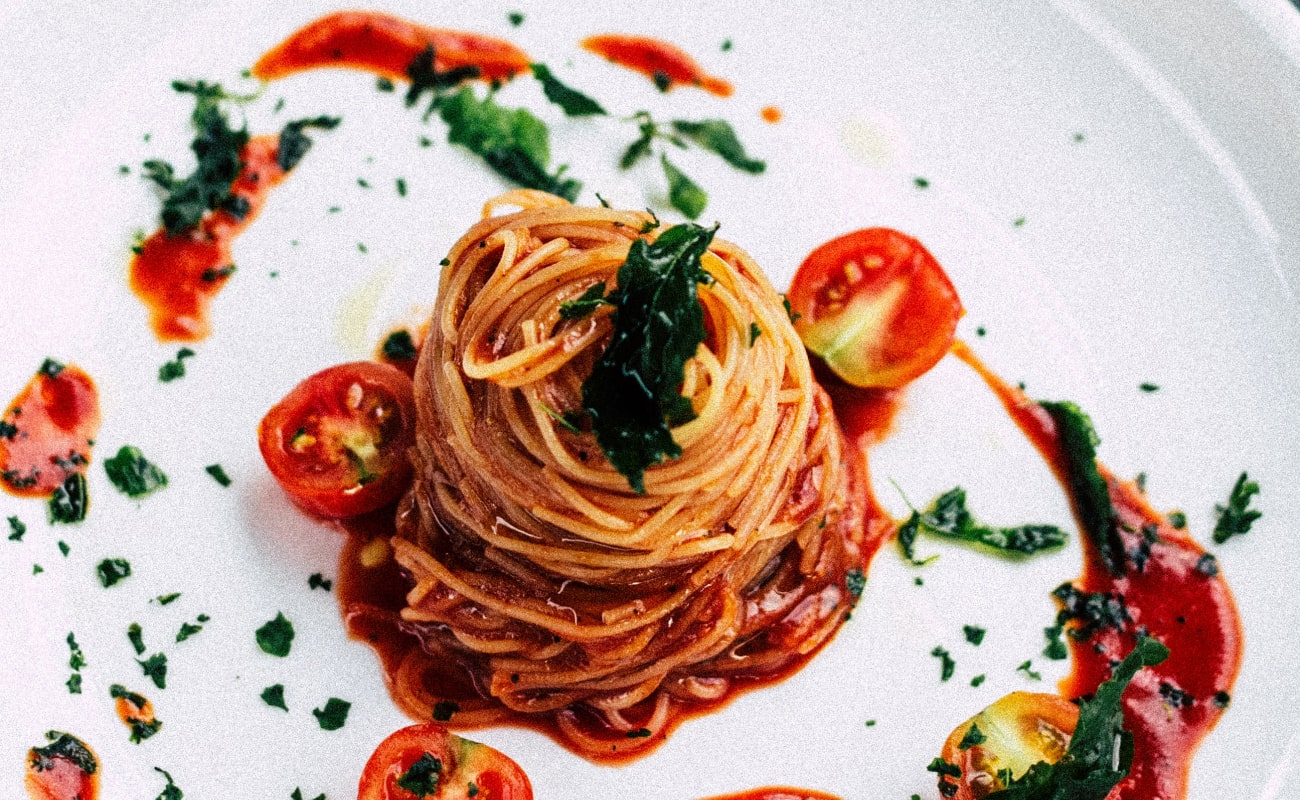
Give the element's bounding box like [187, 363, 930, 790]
[258, 362, 416, 518]
[0, 361, 100, 498]
[788, 228, 962, 388]
[358, 723, 533, 800]
[938, 691, 1086, 800]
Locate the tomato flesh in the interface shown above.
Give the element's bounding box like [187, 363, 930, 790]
[938, 691, 1083, 799]
[358, 723, 533, 800]
[258, 362, 416, 518]
[788, 228, 961, 388]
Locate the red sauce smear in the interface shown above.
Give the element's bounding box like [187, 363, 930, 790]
[582, 34, 733, 97]
[761, 106, 783, 124]
[252, 11, 530, 84]
[129, 135, 287, 341]
[702, 790, 840, 800]
[24, 732, 98, 800]
[0, 362, 100, 497]
[953, 341, 1242, 799]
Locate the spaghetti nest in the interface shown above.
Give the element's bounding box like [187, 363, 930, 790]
[394, 190, 864, 756]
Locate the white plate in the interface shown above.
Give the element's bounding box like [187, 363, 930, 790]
[2, 1, 1299, 798]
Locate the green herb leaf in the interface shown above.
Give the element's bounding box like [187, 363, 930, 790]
[670, 119, 765, 173]
[29, 731, 98, 775]
[660, 155, 707, 219]
[48, 473, 88, 524]
[155, 592, 182, 605]
[143, 81, 250, 235]
[439, 86, 580, 200]
[405, 45, 481, 110]
[308, 572, 333, 591]
[1212, 471, 1261, 544]
[958, 722, 987, 750]
[311, 697, 351, 730]
[581, 223, 715, 492]
[204, 464, 232, 487]
[963, 625, 986, 646]
[104, 445, 168, 498]
[986, 638, 1169, 800]
[382, 330, 419, 361]
[911, 486, 1068, 557]
[278, 116, 341, 172]
[1039, 401, 1123, 575]
[138, 652, 168, 689]
[931, 646, 956, 681]
[128, 622, 146, 655]
[66, 632, 86, 672]
[1043, 624, 1068, 660]
[7, 515, 26, 541]
[154, 766, 183, 800]
[531, 63, 606, 116]
[432, 700, 460, 722]
[176, 618, 205, 642]
[255, 612, 295, 657]
[159, 347, 195, 382]
[558, 282, 611, 320]
[260, 683, 288, 711]
[97, 558, 133, 588]
[396, 752, 443, 797]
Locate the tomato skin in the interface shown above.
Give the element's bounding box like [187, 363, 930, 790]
[258, 362, 416, 518]
[358, 723, 533, 800]
[939, 691, 1090, 800]
[788, 228, 961, 388]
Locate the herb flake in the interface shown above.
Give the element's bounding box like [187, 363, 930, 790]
[255, 612, 295, 657]
[104, 445, 168, 498]
[1212, 472, 1261, 544]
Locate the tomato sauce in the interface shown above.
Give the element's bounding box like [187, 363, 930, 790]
[582, 34, 733, 97]
[129, 135, 287, 341]
[701, 790, 841, 800]
[952, 341, 1242, 799]
[252, 11, 530, 84]
[0, 362, 99, 498]
[24, 732, 98, 800]
[761, 106, 783, 124]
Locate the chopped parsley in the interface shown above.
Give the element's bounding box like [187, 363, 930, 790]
[1043, 624, 1068, 660]
[432, 700, 460, 722]
[0, 420, 18, 439]
[65, 673, 82, 694]
[97, 558, 133, 587]
[7, 515, 25, 541]
[1016, 660, 1042, 681]
[312, 697, 352, 730]
[67, 632, 86, 670]
[28, 731, 98, 775]
[530, 63, 606, 116]
[57, 540, 69, 556]
[928, 757, 962, 798]
[626, 728, 653, 738]
[128, 622, 147, 655]
[1168, 510, 1187, 529]
[48, 473, 88, 524]
[508, 11, 525, 26]
[931, 646, 955, 682]
[1212, 471, 1261, 544]
[898, 486, 1067, 561]
[971, 674, 986, 687]
[1039, 401, 1123, 576]
[1139, 382, 1159, 393]
[581, 223, 715, 492]
[205, 463, 232, 487]
[381, 330, 419, 361]
[138, 652, 169, 689]
[176, 615, 208, 642]
[104, 445, 168, 498]
[396, 177, 408, 196]
[255, 612, 295, 657]
[963, 625, 986, 646]
[158, 348, 195, 382]
[985, 638, 1168, 799]
[291, 790, 326, 800]
[111, 684, 163, 742]
[914, 176, 930, 189]
[261, 683, 288, 711]
[1195, 552, 1219, 577]
[277, 116, 341, 172]
[308, 572, 333, 591]
[1053, 583, 1130, 639]
[845, 567, 866, 604]
[958, 722, 987, 750]
[396, 752, 443, 796]
[155, 592, 182, 605]
[153, 767, 183, 800]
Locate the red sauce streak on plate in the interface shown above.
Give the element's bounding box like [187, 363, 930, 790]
[701, 790, 841, 800]
[0, 363, 100, 497]
[24, 733, 98, 800]
[953, 341, 1242, 800]
[761, 106, 783, 124]
[129, 135, 287, 341]
[252, 11, 530, 84]
[582, 34, 733, 97]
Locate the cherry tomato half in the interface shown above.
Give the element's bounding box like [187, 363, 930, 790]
[788, 228, 962, 388]
[938, 691, 1086, 800]
[358, 723, 533, 800]
[258, 361, 416, 518]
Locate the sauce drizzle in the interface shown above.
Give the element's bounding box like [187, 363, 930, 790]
[582, 34, 734, 97]
[0, 362, 100, 498]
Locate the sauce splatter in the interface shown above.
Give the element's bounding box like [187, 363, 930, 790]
[761, 106, 782, 124]
[702, 790, 840, 800]
[252, 11, 530, 84]
[0, 361, 99, 498]
[582, 34, 733, 97]
[952, 341, 1242, 799]
[24, 731, 98, 800]
[111, 684, 163, 743]
[129, 135, 287, 341]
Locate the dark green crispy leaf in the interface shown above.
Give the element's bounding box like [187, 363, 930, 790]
[913, 487, 1068, 557]
[138, 652, 168, 689]
[142, 81, 250, 235]
[29, 731, 98, 775]
[1212, 471, 1261, 543]
[396, 752, 443, 796]
[154, 767, 183, 800]
[530, 63, 606, 116]
[582, 224, 716, 492]
[984, 637, 1169, 800]
[1039, 401, 1123, 576]
[439, 87, 580, 200]
[97, 558, 133, 588]
[48, 473, 88, 524]
[671, 119, 765, 173]
[278, 116, 341, 172]
[104, 445, 168, 498]
[660, 155, 707, 219]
